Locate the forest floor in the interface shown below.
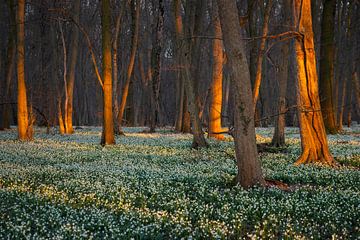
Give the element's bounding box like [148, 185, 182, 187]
[0, 126, 359, 239]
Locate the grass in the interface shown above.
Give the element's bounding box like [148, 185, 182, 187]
[0, 126, 359, 239]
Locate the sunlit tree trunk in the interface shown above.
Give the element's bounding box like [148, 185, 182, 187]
[271, 0, 291, 147]
[116, 0, 140, 134]
[319, 0, 338, 134]
[293, 0, 336, 166]
[217, 0, 264, 188]
[16, 0, 33, 140]
[64, 0, 81, 134]
[173, 0, 190, 133]
[252, 0, 273, 113]
[1, 0, 16, 130]
[208, 12, 225, 140]
[100, 0, 115, 145]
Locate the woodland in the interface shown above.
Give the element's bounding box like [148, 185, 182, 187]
[0, 0, 359, 239]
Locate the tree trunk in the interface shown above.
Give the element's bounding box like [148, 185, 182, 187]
[64, 0, 81, 134]
[352, 72, 360, 118]
[16, 0, 32, 141]
[100, 0, 115, 145]
[112, 0, 127, 132]
[1, 0, 16, 130]
[252, 0, 273, 113]
[116, 0, 140, 134]
[173, 0, 191, 133]
[338, 75, 347, 130]
[271, 0, 291, 147]
[217, 0, 264, 188]
[181, 0, 208, 148]
[208, 11, 225, 140]
[319, 0, 338, 134]
[149, 0, 164, 132]
[293, 0, 336, 166]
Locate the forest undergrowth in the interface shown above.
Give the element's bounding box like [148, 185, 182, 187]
[0, 126, 359, 239]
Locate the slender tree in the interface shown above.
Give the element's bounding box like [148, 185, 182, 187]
[100, 0, 115, 145]
[293, 0, 336, 166]
[271, 0, 291, 147]
[64, 0, 81, 134]
[1, 0, 16, 130]
[149, 0, 164, 132]
[116, 0, 140, 134]
[319, 0, 338, 134]
[17, 0, 33, 140]
[252, 0, 273, 113]
[217, 0, 264, 187]
[208, 10, 225, 140]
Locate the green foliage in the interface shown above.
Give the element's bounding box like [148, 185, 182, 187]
[0, 126, 359, 239]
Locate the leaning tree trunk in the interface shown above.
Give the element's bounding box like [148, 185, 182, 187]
[252, 0, 273, 113]
[208, 11, 225, 140]
[16, 0, 33, 141]
[100, 0, 115, 145]
[217, 0, 264, 188]
[116, 0, 140, 134]
[293, 0, 336, 166]
[319, 0, 338, 134]
[64, 0, 81, 134]
[271, 0, 291, 147]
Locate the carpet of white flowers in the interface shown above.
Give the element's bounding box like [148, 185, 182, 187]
[0, 125, 359, 239]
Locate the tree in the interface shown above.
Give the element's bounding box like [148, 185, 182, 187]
[271, 0, 291, 147]
[319, 0, 338, 134]
[64, 0, 81, 134]
[217, 0, 264, 187]
[16, 0, 33, 141]
[100, 0, 115, 145]
[149, 0, 164, 132]
[208, 8, 225, 140]
[173, 0, 191, 133]
[1, 0, 16, 130]
[293, 0, 336, 166]
[116, 0, 140, 134]
[252, 0, 273, 113]
[175, 0, 208, 148]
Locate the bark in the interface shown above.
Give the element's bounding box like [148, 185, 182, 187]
[352, 72, 360, 118]
[116, 0, 140, 134]
[208, 11, 225, 140]
[16, 0, 32, 141]
[64, 0, 81, 134]
[58, 20, 68, 134]
[149, 0, 164, 132]
[173, 0, 190, 133]
[100, 0, 115, 145]
[1, 0, 16, 130]
[271, 0, 291, 147]
[337, 75, 347, 130]
[319, 0, 338, 134]
[293, 0, 336, 166]
[252, 0, 273, 113]
[217, 0, 264, 188]
[112, 0, 127, 131]
[181, 0, 208, 148]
